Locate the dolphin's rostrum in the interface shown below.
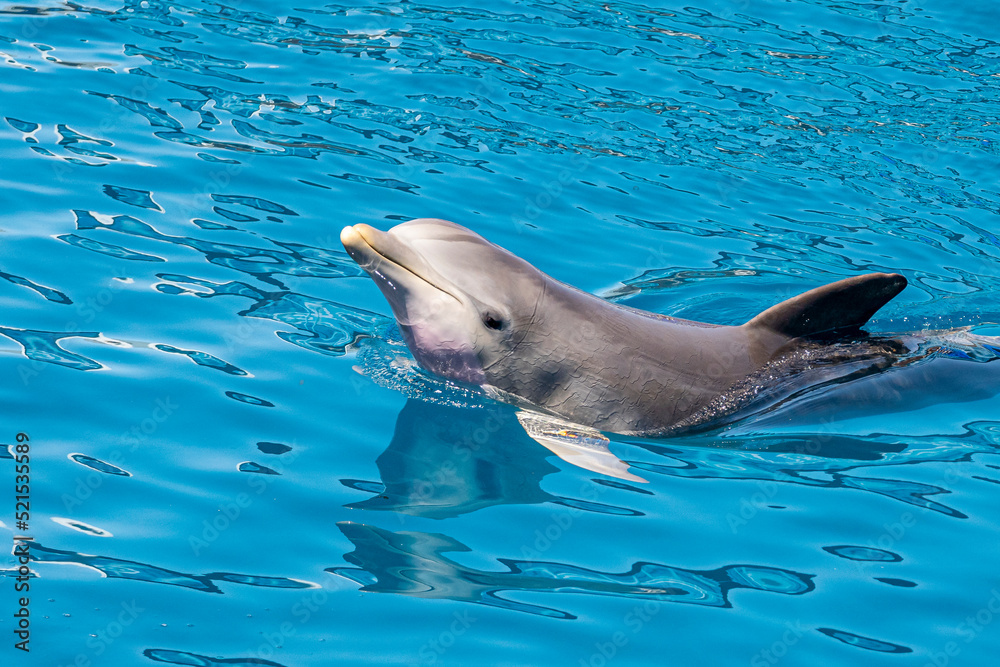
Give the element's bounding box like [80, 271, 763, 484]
[341, 219, 908, 436]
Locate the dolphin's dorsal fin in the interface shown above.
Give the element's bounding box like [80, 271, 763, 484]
[745, 272, 907, 339]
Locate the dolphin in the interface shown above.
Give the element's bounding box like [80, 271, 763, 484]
[340, 218, 909, 436]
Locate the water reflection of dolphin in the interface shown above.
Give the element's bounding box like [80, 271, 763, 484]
[341, 399, 643, 519]
[327, 522, 815, 619]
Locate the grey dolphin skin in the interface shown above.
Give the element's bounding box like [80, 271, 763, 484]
[341, 219, 908, 436]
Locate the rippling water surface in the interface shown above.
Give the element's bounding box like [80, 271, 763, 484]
[2, 1, 1000, 665]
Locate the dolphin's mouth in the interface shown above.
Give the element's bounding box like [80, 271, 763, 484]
[341, 223, 488, 384]
[340, 224, 462, 304]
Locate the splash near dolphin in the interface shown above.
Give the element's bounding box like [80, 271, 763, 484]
[341, 218, 909, 437]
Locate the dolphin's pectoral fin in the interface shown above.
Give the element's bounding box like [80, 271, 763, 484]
[746, 272, 907, 339]
[515, 411, 648, 483]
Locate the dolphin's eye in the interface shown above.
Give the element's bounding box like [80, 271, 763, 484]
[483, 313, 505, 331]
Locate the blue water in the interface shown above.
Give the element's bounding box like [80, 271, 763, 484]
[2, 1, 1000, 665]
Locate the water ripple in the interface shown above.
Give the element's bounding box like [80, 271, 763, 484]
[154, 343, 247, 376]
[328, 522, 814, 619]
[156, 273, 385, 357]
[225, 391, 273, 408]
[0, 268, 72, 303]
[123, 43, 259, 83]
[144, 648, 287, 667]
[69, 453, 131, 477]
[238, 461, 278, 475]
[0, 328, 103, 371]
[86, 91, 184, 129]
[103, 184, 164, 211]
[58, 233, 166, 262]
[210, 193, 298, 217]
[256, 441, 292, 455]
[817, 627, 912, 654]
[73, 209, 363, 287]
[822, 545, 901, 563]
[30, 542, 314, 594]
[51, 517, 113, 537]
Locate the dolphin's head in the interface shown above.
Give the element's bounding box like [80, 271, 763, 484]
[341, 219, 545, 384]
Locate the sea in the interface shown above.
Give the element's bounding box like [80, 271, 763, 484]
[1, 1, 999, 665]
